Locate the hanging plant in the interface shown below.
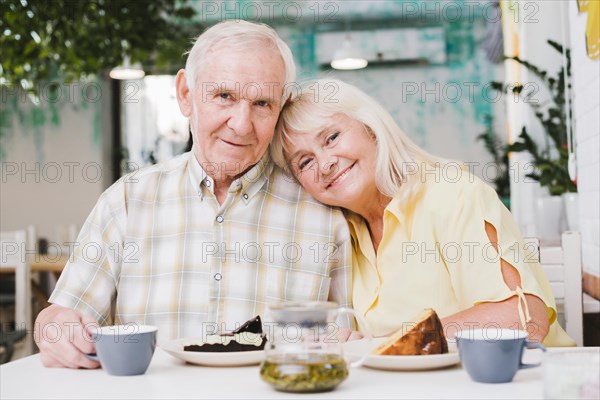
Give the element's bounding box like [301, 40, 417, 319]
[0, 0, 201, 160]
[0, 0, 199, 90]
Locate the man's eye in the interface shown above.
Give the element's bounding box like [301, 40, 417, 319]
[256, 100, 269, 107]
[219, 93, 231, 100]
[326, 132, 339, 144]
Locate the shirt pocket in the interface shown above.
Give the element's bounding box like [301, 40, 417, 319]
[263, 266, 331, 303]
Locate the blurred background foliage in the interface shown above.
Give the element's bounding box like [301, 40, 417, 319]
[476, 114, 511, 207]
[0, 0, 202, 91]
[491, 40, 577, 196]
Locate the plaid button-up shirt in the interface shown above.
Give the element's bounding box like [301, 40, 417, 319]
[50, 152, 352, 341]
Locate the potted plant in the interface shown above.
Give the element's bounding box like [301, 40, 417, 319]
[491, 40, 578, 237]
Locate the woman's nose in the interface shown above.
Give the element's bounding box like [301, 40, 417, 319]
[227, 102, 253, 136]
[319, 154, 338, 176]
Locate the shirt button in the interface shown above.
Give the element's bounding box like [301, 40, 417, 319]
[243, 193, 249, 200]
[214, 273, 222, 281]
[216, 215, 224, 223]
[205, 180, 211, 187]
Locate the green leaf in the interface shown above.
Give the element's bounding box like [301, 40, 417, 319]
[1, 0, 202, 92]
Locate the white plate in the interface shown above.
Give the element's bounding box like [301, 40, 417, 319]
[161, 338, 265, 367]
[344, 338, 460, 371]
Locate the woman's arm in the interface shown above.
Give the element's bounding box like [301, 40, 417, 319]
[441, 222, 550, 343]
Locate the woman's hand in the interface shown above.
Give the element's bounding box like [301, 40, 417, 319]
[337, 327, 364, 342]
[441, 294, 549, 343]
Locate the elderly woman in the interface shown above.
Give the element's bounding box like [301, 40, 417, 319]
[271, 79, 574, 346]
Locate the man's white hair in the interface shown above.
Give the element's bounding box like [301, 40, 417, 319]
[184, 20, 296, 103]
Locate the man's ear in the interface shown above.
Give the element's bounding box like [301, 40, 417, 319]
[175, 69, 192, 117]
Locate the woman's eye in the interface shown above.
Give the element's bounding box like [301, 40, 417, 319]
[219, 93, 232, 100]
[326, 132, 339, 144]
[256, 100, 269, 107]
[298, 158, 313, 171]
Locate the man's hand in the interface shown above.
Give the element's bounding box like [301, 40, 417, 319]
[34, 304, 100, 369]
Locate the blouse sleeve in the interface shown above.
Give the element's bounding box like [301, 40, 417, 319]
[437, 175, 557, 328]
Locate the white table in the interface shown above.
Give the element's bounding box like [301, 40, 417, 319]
[0, 347, 563, 399]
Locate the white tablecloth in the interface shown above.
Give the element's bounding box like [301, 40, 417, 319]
[0, 347, 566, 399]
[0, 348, 555, 400]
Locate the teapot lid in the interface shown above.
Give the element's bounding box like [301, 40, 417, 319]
[267, 301, 338, 327]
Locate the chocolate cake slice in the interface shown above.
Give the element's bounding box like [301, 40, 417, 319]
[184, 316, 267, 353]
[373, 309, 448, 356]
[231, 315, 262, 334]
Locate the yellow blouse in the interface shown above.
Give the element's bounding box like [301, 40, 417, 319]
[347, 173, 574, 347]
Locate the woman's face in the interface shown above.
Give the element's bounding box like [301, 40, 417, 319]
[286, 113, 379, 211]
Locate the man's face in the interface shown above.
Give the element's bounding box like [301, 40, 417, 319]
[176, 46, 286, 185]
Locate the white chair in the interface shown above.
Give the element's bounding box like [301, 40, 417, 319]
[0, 230, 33, 362]
[525, 231, 583, 346]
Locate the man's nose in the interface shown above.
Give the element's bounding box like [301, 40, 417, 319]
[227, 102, 253, 136]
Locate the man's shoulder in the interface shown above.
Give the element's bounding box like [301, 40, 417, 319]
[268, 166, 333, 208]
[266, 167, 349, 240]
[122, 153, 189, 185]
[101, 153, 190, 201]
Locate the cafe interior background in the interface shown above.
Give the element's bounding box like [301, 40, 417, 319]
[0, 0, 599, 362]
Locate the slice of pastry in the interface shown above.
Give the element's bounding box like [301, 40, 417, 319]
[373, 309, 448, 356]
[184, 316, 267, 353]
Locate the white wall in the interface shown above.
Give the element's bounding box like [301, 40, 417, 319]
[568, 1, 600, 279]
[0, 81, 109, 244]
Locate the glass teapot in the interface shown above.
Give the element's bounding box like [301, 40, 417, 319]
[259, 301, 371, 393]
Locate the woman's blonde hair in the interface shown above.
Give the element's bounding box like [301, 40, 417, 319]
[185, 20, 296, 100]
[271, 79, 449, 200]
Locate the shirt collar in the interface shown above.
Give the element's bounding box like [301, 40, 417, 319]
[237, 152, 273, 204]
[344, 209, 377, 269]
[344, 193, 405, 245]
[187, 151, 272, 202]
[384, 195, 404, 222]
[187, 152, 207, 199]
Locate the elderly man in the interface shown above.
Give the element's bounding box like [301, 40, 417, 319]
[34, 20, 351, 369]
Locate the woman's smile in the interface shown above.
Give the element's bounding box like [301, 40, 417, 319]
[286, 113, 380, 215]
[326, 162, 355, 189]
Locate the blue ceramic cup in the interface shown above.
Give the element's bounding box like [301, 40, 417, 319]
[88, 324, 158, 376]
[456, 328, 546, 384]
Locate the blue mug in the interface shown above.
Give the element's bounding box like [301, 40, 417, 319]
[87, 324, 158, 376]
[456, 328, 546, 384]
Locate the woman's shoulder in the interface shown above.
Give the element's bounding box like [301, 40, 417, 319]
[394, 168, 500, 222]
[398, 167, 506, 237]
[420, 167, 497, 202]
